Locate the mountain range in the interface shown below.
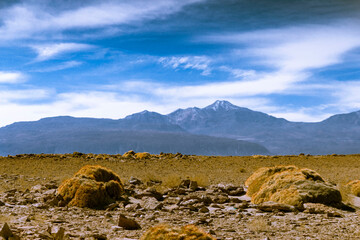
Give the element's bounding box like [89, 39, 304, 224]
[1, 100, 360, 156]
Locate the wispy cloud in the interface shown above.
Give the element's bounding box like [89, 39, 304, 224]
[138, 71, 307, 97]
[0, 0, 204, 41]
[206, 23, 360, 72]
[31, 43, 93, 61]
[0, 71, 25, 84]
[31, 61, 83, 72]
[0, 88, 51, 104]
[159, 56, 212, 75]
[219, 66, 256, 79]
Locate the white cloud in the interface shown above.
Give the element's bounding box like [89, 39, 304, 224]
[0, 90, 169, 127]
[0, 71, 25, 84]
[148, 71, 308, 97]
[159, 56, 212, 75]
[31, 43, 93, 61]
[208, 23, 360, 72]
[331, 81, 360, 111]
[31, 61, 83, 72]
[268, 109, 332, 123]
[219, 66, 256, 79]
[0, 88, 51, 104]
[0, 0, 204, 41]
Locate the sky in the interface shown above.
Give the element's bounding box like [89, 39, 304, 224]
[1, 0, 360, 126]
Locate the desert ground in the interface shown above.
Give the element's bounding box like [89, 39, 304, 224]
[1, 153, 360, 239]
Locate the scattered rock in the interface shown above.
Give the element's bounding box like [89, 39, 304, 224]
[140, 224, 215, 240]
[303, 203, 343, 217]
[256, 201, 296, 212]
[136, 188, 163, 201]
[199, 206, 210, 213]
[48, 226, 65, 240]
[141, 197, 163, 210]
[118, 214, 141, 230]
[125, 203, 142, 212]
[178, 179, 198, 191]
[129, 177, 143, 185]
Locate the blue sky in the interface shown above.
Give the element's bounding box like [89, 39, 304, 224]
[1, 0, 360, 126]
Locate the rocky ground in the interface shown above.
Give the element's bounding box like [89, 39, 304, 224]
[1, 174, 360, 240]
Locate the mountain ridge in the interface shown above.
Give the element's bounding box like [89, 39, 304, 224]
[1, 100, 360, 155]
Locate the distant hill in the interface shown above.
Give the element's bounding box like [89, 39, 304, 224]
[0, 115, 269, 156]
[1, 100, 360, 155]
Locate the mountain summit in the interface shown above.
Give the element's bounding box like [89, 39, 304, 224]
[204, 100, 240, 111]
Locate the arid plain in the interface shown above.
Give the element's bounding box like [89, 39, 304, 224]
[1, 153, 360, 239]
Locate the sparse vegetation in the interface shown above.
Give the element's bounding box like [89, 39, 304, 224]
[346, 180, 360, 197]
[245, 165, 342, 207]
[1, 153, 360, 193]
[57, 165, 124, 209]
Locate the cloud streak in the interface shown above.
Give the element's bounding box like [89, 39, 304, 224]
[0, 0, 204, 41]
[159, 56, 212, 75]
[31, 43, 93, 61]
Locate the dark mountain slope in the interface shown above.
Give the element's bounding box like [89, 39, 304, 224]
[0, 128, 269, 156]
[0, 114, 269, 156]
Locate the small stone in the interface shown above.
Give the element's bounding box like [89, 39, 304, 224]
[106, 202, 119, 211]
[125, 203, 141, 212]
[212, 195, 229, 204]
[189, 181, 198, 191]
[141, 197, 163, 210]
[129, 177, 143, 185]
[163, 204, 179, 212]
[256, 201, 296, 212]
[0, 223, 13, 239]
[91, 233, 107, 240]
[199, 206, 210, 213]
[118, 214, 141, 230]
[30, 184, 43, 192]
[52, 226, 65, 240]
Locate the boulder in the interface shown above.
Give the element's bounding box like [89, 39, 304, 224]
[245, 165, 342, 207]
[346, 180, 360, 197]
[57, 165, 124, 209]
[140, 224, 215, 240]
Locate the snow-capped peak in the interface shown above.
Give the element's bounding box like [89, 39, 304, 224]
[205, 100, 239, 111]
